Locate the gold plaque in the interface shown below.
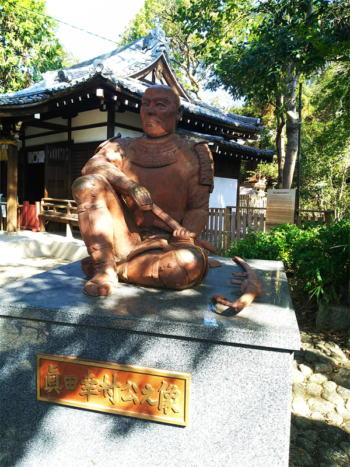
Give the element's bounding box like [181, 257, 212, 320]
[37, 353, 191, 426]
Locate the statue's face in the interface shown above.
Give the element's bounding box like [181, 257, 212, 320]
[141, 87, 183, 138]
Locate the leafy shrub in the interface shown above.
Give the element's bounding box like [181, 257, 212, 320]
[225, 220, 350, 295]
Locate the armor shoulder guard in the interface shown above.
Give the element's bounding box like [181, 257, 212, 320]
[94, 134, 131, 156]
[194, 141, 214, 193]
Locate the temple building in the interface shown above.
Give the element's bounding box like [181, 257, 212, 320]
[0, 28, 274, 220]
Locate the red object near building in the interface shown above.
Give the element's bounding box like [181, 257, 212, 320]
[19, 201, 40, 232]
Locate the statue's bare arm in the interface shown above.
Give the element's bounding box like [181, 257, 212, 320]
[81, 138, 152, 211]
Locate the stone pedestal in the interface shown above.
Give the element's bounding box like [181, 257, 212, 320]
[0, 258, 300, 467]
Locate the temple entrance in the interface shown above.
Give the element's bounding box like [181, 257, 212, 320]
[26, 162, 45, 204]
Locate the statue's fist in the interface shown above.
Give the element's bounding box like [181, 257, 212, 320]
[173, 228, 196, 244]
[128, 184, 153, 211]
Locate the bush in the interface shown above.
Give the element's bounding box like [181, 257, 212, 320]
[225, 220, 350, 296]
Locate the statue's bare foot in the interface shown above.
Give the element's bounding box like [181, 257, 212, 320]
[83, 262, 118, 297]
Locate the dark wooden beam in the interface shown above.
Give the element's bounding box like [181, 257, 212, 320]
[25, 130, 64, 140]
[21, 127, 26, 203]
[24, 121, 108, 140]
[25, 120, 68, 132]
[107, 103, 115, 139]
[68, 117, 72, 143]
[73, 122, 107, 132]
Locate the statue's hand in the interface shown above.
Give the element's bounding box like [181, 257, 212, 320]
[173, 228, 196, 244]
[128, 184, 153, 211]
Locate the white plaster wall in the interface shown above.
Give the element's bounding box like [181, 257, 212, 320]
[25, 132, 68, 147]
[72, 109, 107, 126]
[114, 127, 143, 138]
[25, 117, 68, 137]
[72, 127, 107, 144]
[115, 110, 142, 127]
[71, 109, 108, 144]
[209, 177, 237, 208]
[25, 126, 49, 136]
[114, 110, 143, 138]
[24, 109, 144, 147]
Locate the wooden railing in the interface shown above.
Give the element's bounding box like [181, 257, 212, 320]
[198, 207, 333, 256]
[39, 198, 78, 237]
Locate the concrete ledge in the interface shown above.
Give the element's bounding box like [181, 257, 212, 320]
[0, 231, 87, 262]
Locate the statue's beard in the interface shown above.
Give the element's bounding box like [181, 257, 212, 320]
[144, 122, 167, 138]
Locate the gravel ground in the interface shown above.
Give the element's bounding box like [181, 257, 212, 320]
[1, 258, 349, 466]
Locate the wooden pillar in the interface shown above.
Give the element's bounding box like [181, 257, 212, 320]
[67, 117, 72, 143]
[21, 126, 27, 203]
[44, 143, 49, 198]
[223, 206, 231, 251]
[107, 103, 115, 139]
[7, 144, 18, 233]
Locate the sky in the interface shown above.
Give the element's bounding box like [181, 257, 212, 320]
[45, 0, 145, 61]
[45, 0, 238, 107]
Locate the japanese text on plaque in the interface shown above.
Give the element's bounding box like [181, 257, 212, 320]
[37, 354, 190, 426]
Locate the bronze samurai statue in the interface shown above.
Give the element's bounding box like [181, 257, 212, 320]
[72, 85, 214, 296]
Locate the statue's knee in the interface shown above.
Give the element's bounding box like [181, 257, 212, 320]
[72, 175, 107, 205]
[159, 247, 207, 290]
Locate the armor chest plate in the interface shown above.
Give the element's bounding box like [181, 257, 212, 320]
[121, 136, 190, 229]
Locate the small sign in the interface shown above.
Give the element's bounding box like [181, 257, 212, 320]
[266, 189, 296, 231]
[28, 150, 45, 164]
[37, 353, 190, 426]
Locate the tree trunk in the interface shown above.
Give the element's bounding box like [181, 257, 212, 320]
[283, 3, 313, 189]
[283, 69, 300, 188]
[275, 96, 285, 188]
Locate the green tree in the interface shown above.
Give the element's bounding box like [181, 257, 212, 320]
[0, 0, 65, 93]
[300, 63, 350, 220]
[119, 0, 216, 99]
[179, 0, 350, 188]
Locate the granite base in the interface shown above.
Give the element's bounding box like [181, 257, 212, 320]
[0, 258, 300, 467]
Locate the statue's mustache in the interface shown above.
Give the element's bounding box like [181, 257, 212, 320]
[144, 117, 161, 124]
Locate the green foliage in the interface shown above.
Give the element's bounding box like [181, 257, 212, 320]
[181, 0, 350, 102]
[299, 63, 350, 220]
[118, 0, 213, 99]
[231, 99, 277, 151]
[0, 0, 64, 93]
[225, 221, 350, 295]
[179, 0, 350, 188]
[245, 161, 279, 184]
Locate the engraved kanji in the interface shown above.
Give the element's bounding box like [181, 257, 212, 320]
[99, 373, 121, 405]
[140, 383, 157, 406]
[79, 370, 98, 401]
[121, 381, 139, 404]
[64, 376, 78, 391]
[44, 364, 62, 395]
[158, 381, 181, 414]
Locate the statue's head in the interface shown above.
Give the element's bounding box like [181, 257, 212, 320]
[141, 85, 184, 138]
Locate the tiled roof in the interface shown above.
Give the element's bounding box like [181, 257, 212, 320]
[0, 29, 262, 133]
[176, 129, 274, 162]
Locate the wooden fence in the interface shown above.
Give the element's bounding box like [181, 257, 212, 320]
[198, 207, 333, 256]
[239, 194, 267, 213]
